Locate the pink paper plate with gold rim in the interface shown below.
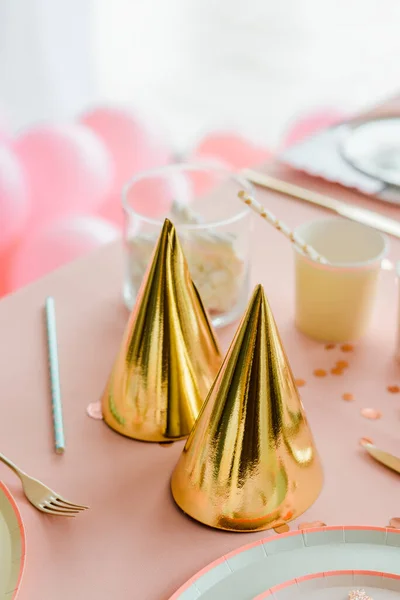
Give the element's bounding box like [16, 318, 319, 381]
[255, 570, 400, 599]
[168, 527, 400, 600]
[0, 482, 26, 599]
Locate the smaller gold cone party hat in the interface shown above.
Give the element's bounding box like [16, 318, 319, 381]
[102, 219, 222, 442]
[171, 284, 323, 531]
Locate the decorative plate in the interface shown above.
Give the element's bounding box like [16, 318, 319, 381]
[341, 117, 400, 187]
[168, 526, 400, 600]
[256, 570, 400, 599]
[0, 482, 26, 599]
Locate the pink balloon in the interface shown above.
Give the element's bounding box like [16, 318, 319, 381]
[97, 192, 124, 229]
[0, 242, 18, 297]
[281, 109, 345, 149]
[190, 132, 271, 171]
[0, 144, 29, 252]
[80, 106, 172, 190]
[13, 124, 114, 228]
[9, 215, 120, 290]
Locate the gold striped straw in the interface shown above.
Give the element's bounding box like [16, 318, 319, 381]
[238, 190, 329, 264]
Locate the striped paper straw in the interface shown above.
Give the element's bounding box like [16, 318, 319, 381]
[45, 296, 65, 454]
[238, 190, 329, 264]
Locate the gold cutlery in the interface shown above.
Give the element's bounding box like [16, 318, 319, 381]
[0, 452, 89, 516]
[362, 442, 400, 475]
[244, 169, 400, 240]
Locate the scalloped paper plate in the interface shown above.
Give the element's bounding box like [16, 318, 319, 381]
[168, 526, 400, 600]
[0, 482, 26, 599]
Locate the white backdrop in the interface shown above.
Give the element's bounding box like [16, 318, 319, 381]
[0, 0, 399, 151]
[0, 0, 94, 129]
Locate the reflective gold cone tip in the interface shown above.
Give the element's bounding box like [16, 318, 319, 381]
[102, 218, 222, 442]
[171, 284, 323, 532]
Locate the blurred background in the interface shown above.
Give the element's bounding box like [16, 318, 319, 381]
[2, 0, 400, 148]
[0, 0, 399, 294]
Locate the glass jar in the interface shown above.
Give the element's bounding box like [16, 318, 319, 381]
[122, 163, 253, 328]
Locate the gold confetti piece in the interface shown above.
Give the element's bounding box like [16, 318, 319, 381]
[331, 367, 344, 375]
[295, 378, 306, 387]
[273, 523, 290, 534]
[387, 385, 400, 394]
[340, 343, 354, 352]
[389, 517, 400, 529]
[336, 360, 349, 369]
[325, 343, 336, 350]
[359, 436, 374, 447]
[342, 393, 354, 402]
[86, 401, 103, 420]
[298, 520, 326, 530]
[361, 408, 382, 420]
[313, 369, 327, 378]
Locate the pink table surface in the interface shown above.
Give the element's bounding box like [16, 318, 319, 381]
[0, 162, 400, 600]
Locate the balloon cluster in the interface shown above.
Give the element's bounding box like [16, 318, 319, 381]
[0, 107, 175, 294]
[0, 102, 339, 298]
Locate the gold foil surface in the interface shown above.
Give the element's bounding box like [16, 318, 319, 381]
[102, 219, 222, 442]
[171, 284, 323, 531]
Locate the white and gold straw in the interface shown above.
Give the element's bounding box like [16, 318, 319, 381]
[238, 190, 328, 264]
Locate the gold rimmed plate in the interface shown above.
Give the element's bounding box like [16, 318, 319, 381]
[0, 482, 26, 599]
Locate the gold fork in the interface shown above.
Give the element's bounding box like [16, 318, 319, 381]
[0, 452, 89, 516]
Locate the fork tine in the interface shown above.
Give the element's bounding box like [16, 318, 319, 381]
[52, 499, 87, 512]
[56, 496, 89, 510]
[40, 505, 77, 517]
[45, 502, 81, 514]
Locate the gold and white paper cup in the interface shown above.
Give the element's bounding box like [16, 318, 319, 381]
[293, 218, 388, 342]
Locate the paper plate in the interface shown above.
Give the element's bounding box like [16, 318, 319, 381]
[0, 482, 26, 599]
[255, 570, 400, 599]
[168, 526, 400, 600]
[341, 117, 400, 187]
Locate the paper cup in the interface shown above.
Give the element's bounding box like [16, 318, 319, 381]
[294, 218, 388, 342]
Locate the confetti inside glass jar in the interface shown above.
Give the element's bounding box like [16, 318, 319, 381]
[122, 164, 253, 327]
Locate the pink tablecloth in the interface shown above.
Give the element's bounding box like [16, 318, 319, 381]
[0, 164, 399, 599]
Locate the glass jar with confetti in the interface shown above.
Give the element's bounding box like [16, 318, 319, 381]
[122, 164, 254, 327]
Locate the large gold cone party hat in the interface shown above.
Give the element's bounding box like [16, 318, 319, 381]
[171, 284, 323, 531]
[102, 219, 222, 442]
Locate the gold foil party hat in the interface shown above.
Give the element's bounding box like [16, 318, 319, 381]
[102, 219, 222, 442]
[171, 284, 323, 531]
